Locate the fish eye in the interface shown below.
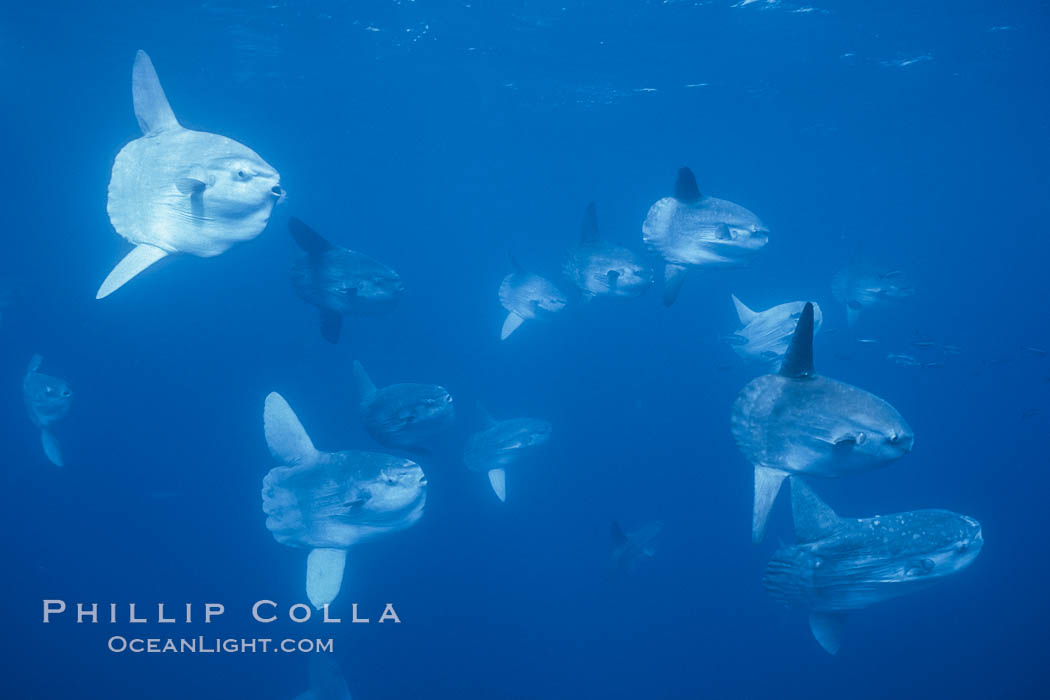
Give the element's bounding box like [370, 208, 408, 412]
[956, 542, 969, 554]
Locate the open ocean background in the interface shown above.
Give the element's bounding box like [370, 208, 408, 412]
[1, 1, 1048, 697]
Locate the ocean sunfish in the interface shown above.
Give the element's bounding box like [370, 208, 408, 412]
[463, 405, 551, 502]
[498, 258, 568, 340]
[288, 218, 405, 343]
[831, 264, 914, 326]
[726, 294, 823, 366]
[352, 360, 454, 449]
[262, 392, 427, 609]
[97, 50, 282, 299]
[563, 203, 653, 301]
[764, 478, 982, 654]
[610, 520, 664, 573]
[731, 303, 913, 542]
[23, 355, 72, 466]
[643, 167, 769, 306]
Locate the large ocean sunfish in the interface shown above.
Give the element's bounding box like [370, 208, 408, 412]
[764, 478, 982, 654]
[731, 302, 913, 542]
[643, 167, 769, 306]
[97, 50, 282, 299]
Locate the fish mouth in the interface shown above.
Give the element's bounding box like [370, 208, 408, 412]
[271, 185, 287, 205]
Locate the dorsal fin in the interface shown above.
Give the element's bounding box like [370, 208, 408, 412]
[477, 402, 498, 428]
[131, 50, 179, 136]
[731, 294, 758, 325]
[580, 202, 600, 244]
[263, 392, 319, 467]
[674, 167, 702, 203]
[26, 354, 43, 374]
[780, 302, 815, 378]
[790, 478, 841, 543]
[352, 360, 378, 405]
[288, 217, 335, 256]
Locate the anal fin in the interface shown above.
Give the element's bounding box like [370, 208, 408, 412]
[809, 612, 847, 655]
[753, 467, 789, 543]
[500, 312, 525, 340]
[96, 244, 168, 299]
[320, 309, 343, 343]
[663, 264, 688, 306]
[41, 429, 63, 467]
[487, 468, 507, 502]
[306, 548, 347, 610]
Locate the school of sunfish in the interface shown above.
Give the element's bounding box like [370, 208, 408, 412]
[10, 49, 987, 684]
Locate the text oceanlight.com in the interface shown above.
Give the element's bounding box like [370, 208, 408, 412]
[107, 637, 334, 654]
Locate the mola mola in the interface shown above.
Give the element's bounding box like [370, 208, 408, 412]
[23, 355, 72, 466]
[97, 50, 282, 299]
[498, 258, 568, 340]
[463, 405, 551, 502]
[726, 294, 824, 366]
[764, 478, 982, 655]
[563, 203, 653, 301]
[642, 167, 769, 306]
[610, 520, 664, 573]
[352, 360, 454, 449]
[293, 656, 353, 700]
[262, 392, 427, 609]
[831, 264, 914, 326]
[731, 303, 914, 542]
[289, 218, 405, 343]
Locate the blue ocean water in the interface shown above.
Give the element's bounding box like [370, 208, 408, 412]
[1, 1, 1048, 697]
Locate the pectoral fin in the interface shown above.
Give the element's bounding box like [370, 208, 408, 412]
[753, 467, 789, 543]
[41, 429, 63, 467]
[96, 244, 168, 299]
[175, 176, 206, 195]
[501, 312, 525, 340]
[663, 264, 688, 307]
[320, 310, 343, 343]
[306, 548, 347, 610]
[809, 612, 847, 655]
[487, 468, 507, 502]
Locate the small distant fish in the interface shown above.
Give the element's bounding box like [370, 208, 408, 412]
[23, 355, 72, 466]
[288, 217, 405, 344]
[464, 404, 552, 502]
[563, 203, 653, 301]
[857, 338, 879, 344]
[610, 521, 663, 574]
[499, 259, 567, 340]
[941, 345, 963, 356]
[921, 361, 945, 369]
[352, 360, 455, 450]
[911, 340, 937, 349]
[831, 264, 914, 326]
[1022, 346, 1048, 357]
[1021, 408, 1040, 421]
[887, 353, 921, 367]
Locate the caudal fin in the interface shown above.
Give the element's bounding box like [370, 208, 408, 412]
[96, 244, 168, 299]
